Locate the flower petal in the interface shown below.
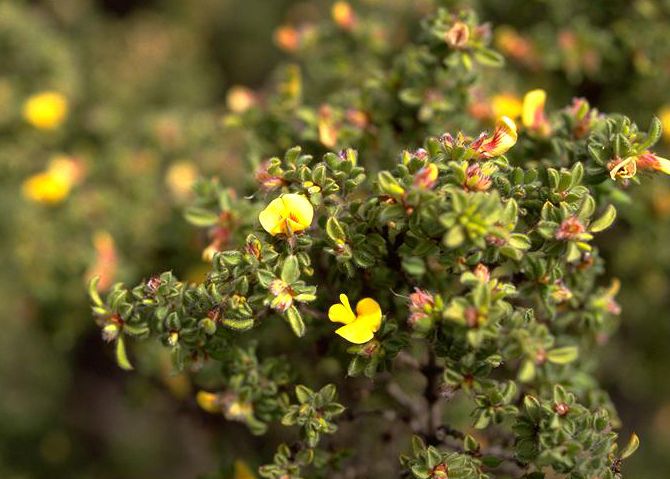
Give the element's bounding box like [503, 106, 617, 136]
[281, 194, 314, 228]
[355, 297, 382, 332]
[335, 319, 375, 344]
[655, 156, 670, 175]
[329, 294, 356, 324]
[259, 197, 287, 235]
[522, 89, 546, 129]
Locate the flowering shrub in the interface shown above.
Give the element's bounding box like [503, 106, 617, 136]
[88, 3, 670, 478]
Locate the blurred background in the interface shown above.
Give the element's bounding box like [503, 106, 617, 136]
[1, 0, 669, 477]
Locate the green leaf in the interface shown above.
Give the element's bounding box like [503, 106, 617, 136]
[88, 276, 103, 307]
[295, 385, 312, 404]
[115, 336, 133, 371]
[286, 306, 306, 337]
[547, 346, 579, 364]
[184, 207, 220, 227]
[589, 204, 617, 233]
[326, 216, 346, 243]
[281, 255, 301, 283]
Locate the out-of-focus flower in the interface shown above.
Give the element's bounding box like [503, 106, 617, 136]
[491, 93, 522, 120]
[408, 288, 435, 333]
[85, 231, 118, 291]
[233, 460, 256, 479]
[274, 25, 300, 52]
[22, 155, 84, 204]
[495, 26, 537, 66]
[23, 91, 69, 129]
[329, 294, 383, 344]
[165, 161, 198, 201]
[226, 86, 257, 113]
[475, 116, 518, 158]
[318, 105, 339, 148]
[332, 1, 357, 30]
[259, 193, 314, 236]
[522, 89, 551, 136]
[659, 106, 670, 143]
[445, 21, 470, 49]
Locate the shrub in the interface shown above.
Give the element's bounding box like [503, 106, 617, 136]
[89, 3, 668, 478]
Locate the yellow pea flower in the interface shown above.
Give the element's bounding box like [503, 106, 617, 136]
[196, 391, 221, 414]
[491, 93, 522, 120]
[328, 294, 382, 344]
[23, 91, 69, 129]
[522, 89, 551, 135]
[660, 106, 670, 143]
[477, 116, 518, 158]
[259, 193, 314, 236]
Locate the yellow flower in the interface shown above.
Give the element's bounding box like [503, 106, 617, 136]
[196, 391, 221, 414]
[23, 91, 69, 129]
[660, 106, 670, 143]
[233, 460, 256, 479]
[332, 1, 356, 29]
[329, 294, 382, 344]
[477, 116, 518, 158]
[22, 155, 82, 204]
[165, 161, 198, 201]
[491, 93, 522, 120]
[522, 89, 551, 135]
[259, 193, 314, 236]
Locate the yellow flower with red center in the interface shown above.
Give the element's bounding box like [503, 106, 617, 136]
[22, 155, 83, 204]
[328, 294, 382, 344]
[23, 91, 69, 129]
[477, 116, 518, 158]
[522, 89, 551, 135]
[491, 93, 522, 120]
[259, 193, 314, 236]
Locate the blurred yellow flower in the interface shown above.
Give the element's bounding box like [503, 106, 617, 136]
[477, 116, 518, 158]
[329, 294, 382, 344]
[259, 193, 314, 236]
[332, 1, 356, 30]
[196, 391, 221, 414]
[233, 460, 256, 479]
[226, 86, 256, 113]
[522, 89, 551, 135]
[165, 161, 198, 201]
[491, 93, 522, 120]
[23, 91, 69, 129]
[22, 156, 82, 204]
[660, 106, 670, 143]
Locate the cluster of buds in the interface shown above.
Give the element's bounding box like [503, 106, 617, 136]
[269, 279, 295, 313]
[408, 288, 436, 334]
[255, 160, 286, 191]
[463, 162, 495, 191]
[555, 216, 587, 241]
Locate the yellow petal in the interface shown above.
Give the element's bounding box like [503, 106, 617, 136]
[479, 116, 518, 157]
[655, 156, 670, 175]
[522, 89, 546, 129]
[259, 197, 288, 235]
[491, 93, 522, 120]
[355, 297, 382, 332]
[335, 319, 375, 344]
[329, 294, 356, 324]
[196, 391, 220, 414]
[281, 193, 314, 229]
